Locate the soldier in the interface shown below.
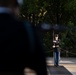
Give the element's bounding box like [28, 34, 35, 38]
[53, 34, 60, 67]
[0, 0, 47, 75]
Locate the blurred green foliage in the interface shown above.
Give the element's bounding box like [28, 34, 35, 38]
[19, 0, 76, 57]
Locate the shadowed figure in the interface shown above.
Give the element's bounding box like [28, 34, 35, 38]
[0, 0, 47, 75]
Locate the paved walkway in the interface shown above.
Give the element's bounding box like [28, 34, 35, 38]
[3, 57, 74, 75]
[47, 57, 76, 75]
[0, 57, 75, 75]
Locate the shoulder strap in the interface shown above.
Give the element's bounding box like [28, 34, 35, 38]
[23, 21, 35, 53]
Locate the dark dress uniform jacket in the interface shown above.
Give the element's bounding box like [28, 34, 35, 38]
[0, 9, 47, 75]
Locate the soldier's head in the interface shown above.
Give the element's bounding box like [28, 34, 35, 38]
[0, 0, 23, 17]
[0, 0, 23, 7]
